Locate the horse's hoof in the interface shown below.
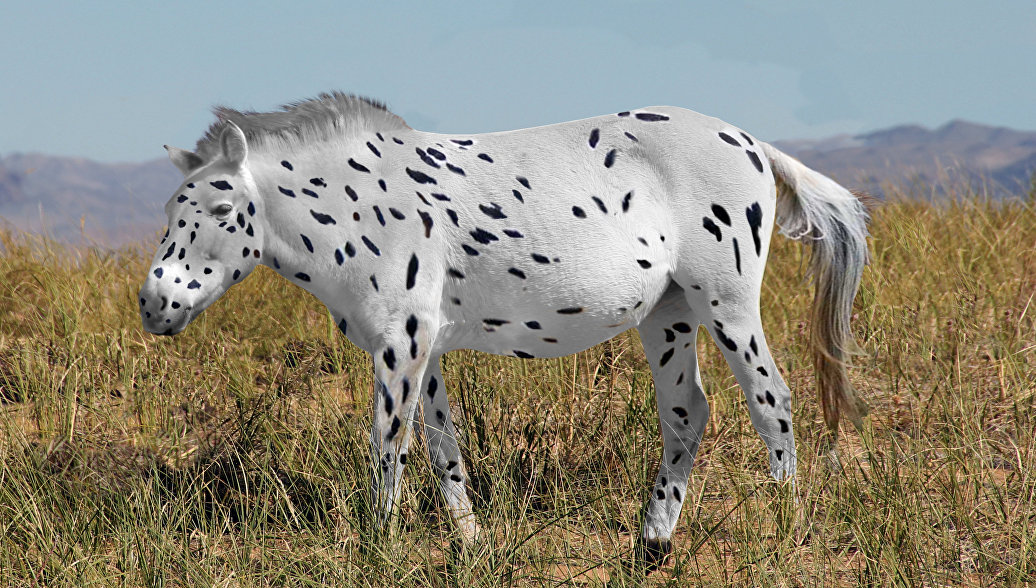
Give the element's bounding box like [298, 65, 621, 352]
[635, 536, 672, 572]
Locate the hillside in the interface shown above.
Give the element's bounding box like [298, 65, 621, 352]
[2, 119, 1034, 245]
[774, 119, 1036, 196]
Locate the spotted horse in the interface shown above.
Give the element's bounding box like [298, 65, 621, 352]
[139, 92, 870, 568]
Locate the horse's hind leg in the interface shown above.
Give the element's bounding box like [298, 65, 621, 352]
[694, 289, 797, 482]
[413, 356, 479, 541]
[635, 285, 710, 568]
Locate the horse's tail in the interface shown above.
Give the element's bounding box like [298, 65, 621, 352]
[759, 142, 871, 449]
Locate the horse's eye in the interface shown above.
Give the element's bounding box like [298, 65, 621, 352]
[212, 203, 233, 216]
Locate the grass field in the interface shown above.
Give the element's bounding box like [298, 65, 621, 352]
[0, 186, 1034, 586]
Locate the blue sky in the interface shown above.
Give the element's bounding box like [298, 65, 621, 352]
[4, 1, 1034, 162]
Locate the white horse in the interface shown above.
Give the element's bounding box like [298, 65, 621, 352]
[139, 92, 868, 566]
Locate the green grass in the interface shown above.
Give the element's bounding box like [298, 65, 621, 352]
[1, 187, 1034, 586]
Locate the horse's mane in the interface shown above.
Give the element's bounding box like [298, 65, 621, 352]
[195, 91, 409, 159]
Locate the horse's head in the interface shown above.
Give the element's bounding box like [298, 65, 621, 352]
[139, 122, 264, 335]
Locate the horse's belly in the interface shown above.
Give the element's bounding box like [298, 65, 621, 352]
[437, 243, 672, 358]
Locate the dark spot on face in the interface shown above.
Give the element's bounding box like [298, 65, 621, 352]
[370, 275, 379, 291]
[749, 336, 759, 356]
[676, 372, 684, 385]
[775, 449, 784, 461]
[591, 196, 607, 214]
[622, 191, 633, 212]
[451, 138, 473, 146]
[153, 267, 163, 278]
[765, 391, 775, 407]
[348, 158, 370, 173]
[604, 149, 617, 168]
[511, 189, 524, 203]
[516, 176, 531, 190]
[531, 253, 549, 264]
[503, 229, 524, 238]
[740, 132, 754, 145]
[247, 201, 255, 216]
[508, 267, 526, 279]
[210, 180, 233, 191]
[757, 366, 769, 377]
[672, 406, 688, 418]
[478, 153, 493, 162]
[637, 259, 652, 269]
[186, 279, 200, 289]
[617, 111, 630, 117]
[295, 272, 310, 282]
[462, 244, 479, 256]
[718, 132, 741, 147]
[383, 347, 396, 371]
[345, 185, 359, 201]
[524, 321, 541, 330]
[278, 186, 296, 198]
[430, 192, 450, 201]
[344, 242, 356, 257]
[427, 376, 438, 398]
[672, 322, 692, 334]
[656, 489, 665, 500]
[300, 234, 313, 253]
[301, 188, 319, 198]
[176, 195, 187, 203]
[659, 348, 675, 367]
[625, 131, 638, 142]
[447, 268, 465, 280]
[778, 419, 789, 433]
[483, 318, 509, 326]
[572, 206, 586, 219]
[664, 328, 675, 343]
[281, 160, 293, 170]
[335, 249, 345, 265]
[635, 112, 669, 122]
[446, 163, 465, 176]
[557, 307, 583, 315]
[373, 206, 386, 226]
[367, 142, 381, 157]
[233, 269, 241, 280]
[588, 128, 600, 148]
[378, 179, 387, 192]
[703, 217, 722, 241]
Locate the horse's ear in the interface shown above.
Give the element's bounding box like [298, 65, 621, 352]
[219, 121, 248, 169]
[165, 145, 204, 176]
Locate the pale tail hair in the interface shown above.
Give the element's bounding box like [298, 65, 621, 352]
[760, 142, 871, 448]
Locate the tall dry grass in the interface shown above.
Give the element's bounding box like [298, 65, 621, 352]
[0, 185, 1033, 586]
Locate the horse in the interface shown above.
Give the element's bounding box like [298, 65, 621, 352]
[138, 91, 869, 566]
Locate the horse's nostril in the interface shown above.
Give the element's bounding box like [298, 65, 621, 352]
[160, 296, 168, 311]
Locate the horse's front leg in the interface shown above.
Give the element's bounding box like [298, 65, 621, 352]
[369, 314, 434, 527]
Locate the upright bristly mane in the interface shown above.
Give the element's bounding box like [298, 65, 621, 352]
[195, 91, 409, 160]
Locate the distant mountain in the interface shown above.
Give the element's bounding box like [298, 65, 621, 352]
[0, 153, 180, 246]
[774, 120, 1036, 197]
[2, 119, 1034, 246]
